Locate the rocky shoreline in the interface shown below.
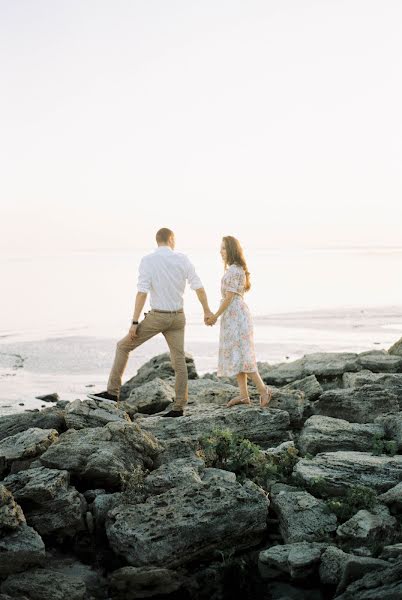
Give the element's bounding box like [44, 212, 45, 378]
[1, 343, 402, 599]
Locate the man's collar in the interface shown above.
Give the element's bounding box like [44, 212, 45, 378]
[155, 246, 173, 252]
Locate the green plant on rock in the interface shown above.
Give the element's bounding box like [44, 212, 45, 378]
[119, 465, 148, 504]
[325, 485, 377, 522]
[197, 428, 298, 489]
[372, 434, 398, 456]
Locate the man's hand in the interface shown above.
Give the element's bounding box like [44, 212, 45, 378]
[129, 324, 138, 340]
[205, 313, 218, 326]
[204, 310, 214, 326]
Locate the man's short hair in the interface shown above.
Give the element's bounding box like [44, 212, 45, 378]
[156, 228, 174, 244]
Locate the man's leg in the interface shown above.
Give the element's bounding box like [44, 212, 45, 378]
[107, 311, 164, 397]
[162, 312, 188, 410]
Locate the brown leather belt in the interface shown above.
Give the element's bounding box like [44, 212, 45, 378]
[152, 308, 184, 314]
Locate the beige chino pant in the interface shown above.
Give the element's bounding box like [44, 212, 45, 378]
[107, 309, 188, 409]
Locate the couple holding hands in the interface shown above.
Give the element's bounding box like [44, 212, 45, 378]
[88, 228, 273, 417]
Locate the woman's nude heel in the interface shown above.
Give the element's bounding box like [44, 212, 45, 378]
[259, 386, 273, 408]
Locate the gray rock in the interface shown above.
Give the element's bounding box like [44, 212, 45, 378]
[0, 567, 86, 600]
[389, 337, 402, 357]
[267, 388, 308, 428]
[108, 566, 184, 599]
[313, 384, 399, 423]
[293, 451, 402, 495]
[0, 427, 59, 476]
[202, 467, 237, 484]
[2, 467, 87, 537]
[380, 543, 402, 560]
[297, 415, 384, 455]
[336, 504, 398, 547]
[378, 481, 402, 510]
[334, 556, 402, 600]
[36, 421, 161, 490]
[139, 404, 291, 449]
[92, 492, 123, 528]
[283, 375, 323, 402]
[319, 545, 388, 594]
[35, 393, 59, 403]
[187, 379, 240, 405]
[144, 457, 204, 496]
[258, 541, 329, 579]
[0, 524, 45, 576]
[106, 478, 268, 568]
[120, 352, 198, 399]
[270, 483, 337, 543]
[0, 407, 66, 442]
[122, 378, 175, 415]
[0, 484, 25, 532]
[357, 350, 402, 372]
[64, 397, 131, 429]
[343, 371, 402, 408]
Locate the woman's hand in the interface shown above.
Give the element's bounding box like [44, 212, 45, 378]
[205, 314, 218, 326]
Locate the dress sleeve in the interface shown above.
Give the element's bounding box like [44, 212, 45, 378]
[224, 267, 245, 295]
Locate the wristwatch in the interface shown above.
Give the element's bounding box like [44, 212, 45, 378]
[132, 320, 139, 325]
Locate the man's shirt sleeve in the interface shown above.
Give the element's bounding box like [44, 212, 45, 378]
[186, 257, 203, 291]
[137, 257, 151, 293]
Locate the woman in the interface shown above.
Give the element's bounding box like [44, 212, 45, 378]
[206, 236, 273, 408]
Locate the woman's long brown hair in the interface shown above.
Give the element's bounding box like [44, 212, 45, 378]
[222, 236, 251, 291]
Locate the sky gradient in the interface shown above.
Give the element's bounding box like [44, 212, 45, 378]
[1, 0, 401, 252]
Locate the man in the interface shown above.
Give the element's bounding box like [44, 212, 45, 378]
[88, 228, 213, 417]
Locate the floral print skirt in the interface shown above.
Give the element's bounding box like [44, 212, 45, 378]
[217, 296, 258, 377]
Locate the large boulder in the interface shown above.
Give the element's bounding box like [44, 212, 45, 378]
[258, 541, 329, 580]
[356, 350, 402, 373]
[0, 427, 59, 477]
[334, 557, 402, 600]
[187, 379, 240, 405]
[297, 415, 384, 455]
[389, 337, 402, 357]
[36, 421, 162, 490]
[378, 482, 402, 511]
[336, 504, 398, 547]
[282, 375, 323, 402]
[269, 483, 337, 543]
[120, 353, 198, 399]
[106, 478, 268, 568]
[122, 378, 175, 415]
[262, 353, 361, 386]
[0, 407, 66, 442]
[312, 385, 399, 423]
[2, 466, 87, 537]
[0, 524, 45, 576]
[64, 398, 131, 429]
[293, 451, 402, 496]
[266, 389, 308, 428]
[139, 404, 291, 449]
[0, 484, 25, 532]
[343, 371, 402, 408]
[0, 568, 87, 600]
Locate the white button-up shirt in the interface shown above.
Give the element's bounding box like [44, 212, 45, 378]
[137, 246, 203, 310]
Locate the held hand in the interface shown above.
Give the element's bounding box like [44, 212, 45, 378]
[205, 314, 218, 326]
[204, 310, 214, 326]
[129, 324, 138, 340]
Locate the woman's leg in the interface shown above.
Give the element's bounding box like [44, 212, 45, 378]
[226, 372, 251, 407]
[247, 371, 273, 407]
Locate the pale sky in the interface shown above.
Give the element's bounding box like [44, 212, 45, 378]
[1, 0, 401, 253]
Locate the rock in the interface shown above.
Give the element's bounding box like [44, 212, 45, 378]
[139, 404, 291, 450]
[293, 451, 402, 496]
[297, 415, 384, 455]
[270, 483, 337, 543]
[0, 407, 66, 442]
[266, 388, 308, 428]
[334, 556, 402, 599]
[64, 397, 131, 429]
[108, 566, 184, 599]
[106, 478, 268, 568]
[92, 492, 123, 528]
[258, 541, 329, 579]
[389, 337, 402, 357]
[35, 393, 59, 403]
[380, 543, 402, 560]
[120, 352, 198, 399]
[37, 421, 162, 490]
[356, 350, 402, 373]
[2, 466, 87, 537]
[0, 567, 87, 600]
[282, 375, 323, 402]
[187, 379, 240, 405]
[313, 385, 399, 423]
[202, 467, 237, 484]
[319, 545, 388, 594]
[144, 457, 204, 496]
[0, 427, 59, 476]
[0, 484, 25, 532]
[343, 371, 402, 408]
[122, 378, 175, 415]
[336, 504, 398, 547]
[259, 359, 305, 385]
[378, 482, 402, 511]
[0, 524, 45, 576]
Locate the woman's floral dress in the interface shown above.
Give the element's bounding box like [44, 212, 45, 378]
[217, 264, 258, 377]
